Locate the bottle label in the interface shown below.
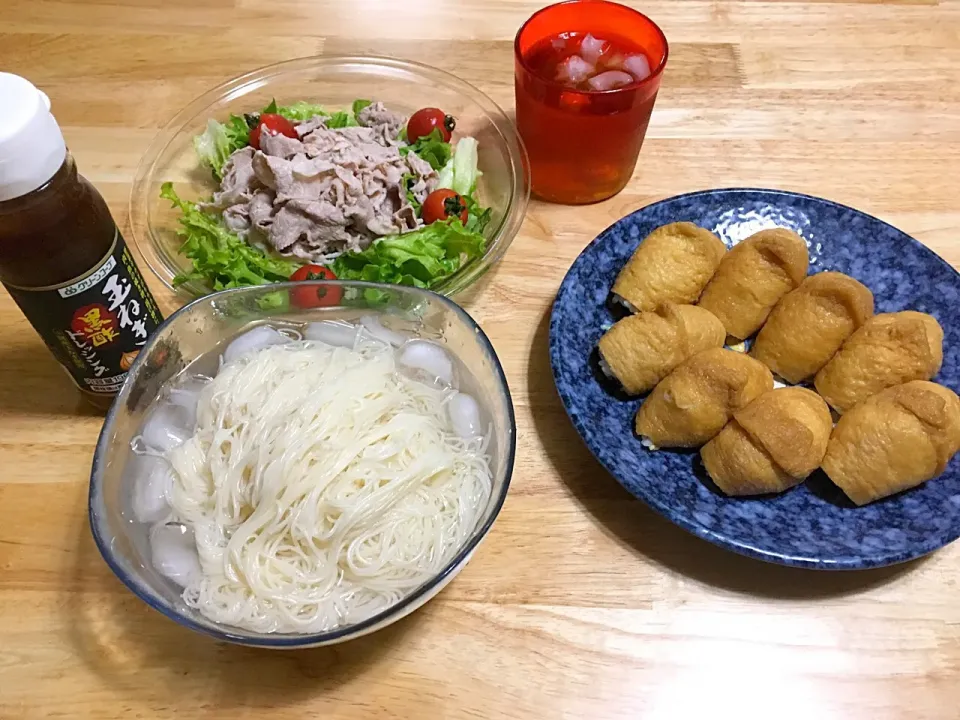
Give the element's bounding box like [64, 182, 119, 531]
[4, 229, 163, 395]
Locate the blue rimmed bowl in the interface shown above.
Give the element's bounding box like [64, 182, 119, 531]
[89, 281, 515, 647]
[550, 188, 960, 570]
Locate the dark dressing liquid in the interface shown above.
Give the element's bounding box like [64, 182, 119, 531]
[0, 155, 163, 409]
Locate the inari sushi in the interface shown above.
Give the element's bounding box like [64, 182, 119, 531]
[701, 387, 833, 496]
[751, 272, 875, 384]
[611, 222, 727, 313]
[697, 228, 809, 339]
[597, 304, 726, 395]
[822, 381, 960, 505]
[635, 347, 774, 448]
[814, 311, 944, 414]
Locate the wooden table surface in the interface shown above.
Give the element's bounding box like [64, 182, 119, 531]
[2, 1, 960, 718]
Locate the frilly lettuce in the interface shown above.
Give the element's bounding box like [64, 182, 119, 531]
[160, 183, 298, 290]
[332, 219, 487, 288]
[273, 100, 326, 122]
[193, 116, 250, 180]
[400, 128, 452, 171]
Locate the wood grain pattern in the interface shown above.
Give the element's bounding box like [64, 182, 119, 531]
[2, 1, 960, 718]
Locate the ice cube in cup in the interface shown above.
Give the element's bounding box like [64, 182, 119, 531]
[624, 54, 651, 82]
[556, 55, 595, 85]
[580, 33, 608, 64]
[588, 70, 635, 91]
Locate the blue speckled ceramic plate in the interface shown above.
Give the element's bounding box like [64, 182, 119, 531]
[549, 188, 960, 569]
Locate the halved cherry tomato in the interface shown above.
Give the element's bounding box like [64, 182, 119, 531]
[249, 113, 298, 150]
[422, 189, 469, 225]
[407, 108, 456, 143]
[289, 265, 342, 308]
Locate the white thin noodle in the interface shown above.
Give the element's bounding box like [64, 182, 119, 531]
[166, 340, 492, 634]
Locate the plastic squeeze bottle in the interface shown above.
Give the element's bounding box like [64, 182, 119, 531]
[0, 72, 163, 409]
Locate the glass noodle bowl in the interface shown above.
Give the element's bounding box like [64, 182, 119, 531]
[130, 56, 530, 299]
[89, 281, 515, 647]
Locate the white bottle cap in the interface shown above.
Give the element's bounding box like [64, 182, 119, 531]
[0, 73, 68, 202]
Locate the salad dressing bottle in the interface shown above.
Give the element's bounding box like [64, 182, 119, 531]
[0, 73, 163, 409]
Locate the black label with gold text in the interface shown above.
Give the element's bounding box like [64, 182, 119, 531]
[4, 230, 163, 395]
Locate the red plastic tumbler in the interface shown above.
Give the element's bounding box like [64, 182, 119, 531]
[514, 0, 669, 204]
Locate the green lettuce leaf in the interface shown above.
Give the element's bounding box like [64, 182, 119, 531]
[160, 182, 299, 291]
[332, 219, 486, 289]
[193, 116, 250, 179]
[450, 136, 481, 195]
[275, 100, 328, 122]
[276, 100, 357, 128]
[223, 115, 252, 147]
[325, 110, 357, 129]
[256, 290, 291, 311]
[400, 128, 452, 171]
[436, 136, 482, 196]
[463, 193, 492, 234]
[436, 157, 454, 189]
[400, 172, 422, 213]
[352, 99, 373, 117]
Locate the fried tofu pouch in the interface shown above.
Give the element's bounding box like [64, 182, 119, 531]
[597, 304, 726, 395]
[697, 228, 809, 339]
[611, 222, 727, 313]
[751, 272, 875, 383]
[635, 348, 774, 448]
[822, 381, 960, 505]
[701, 387, 833, 496]
[814, 311, 944, 413]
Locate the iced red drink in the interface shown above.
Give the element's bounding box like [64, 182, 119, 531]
[515, 1, 668, 204]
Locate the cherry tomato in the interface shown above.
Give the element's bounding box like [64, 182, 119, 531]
[249, 113, 298, 150]
[289, 265, 342, 308]
[407, 108, 456, 143]
[421, 189, 469, 226]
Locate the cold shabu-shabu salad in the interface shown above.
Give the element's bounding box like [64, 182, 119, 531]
[161, 99, 492, 304]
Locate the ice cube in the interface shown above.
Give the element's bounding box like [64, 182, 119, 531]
[399, 340, 455, 387]
[448, 392, 482, 439]
[166, 375, 209, 432]
[129, 454, 175, 524]
[304, 320, 359, 348]
[624, 54, 651, 82]
[556, 55, 595, 85]
[580, 33, 607, 65]
[360, 315, 407, 347]
[139, 404, 192, 454]
[587, 70, 635, 91]
[222, 325, 289, 365]
[150, 523, 201, 588]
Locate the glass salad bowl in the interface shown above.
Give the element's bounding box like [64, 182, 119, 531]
[129, 55, 530, 300]
[89, 281, 516, 647]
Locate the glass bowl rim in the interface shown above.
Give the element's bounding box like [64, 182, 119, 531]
[129, 54, 530, 300]
[513, 0, 670, 97]
[88, 280, 516, 647]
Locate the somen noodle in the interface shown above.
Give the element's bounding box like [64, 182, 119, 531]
[165, 339, 492, 634]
